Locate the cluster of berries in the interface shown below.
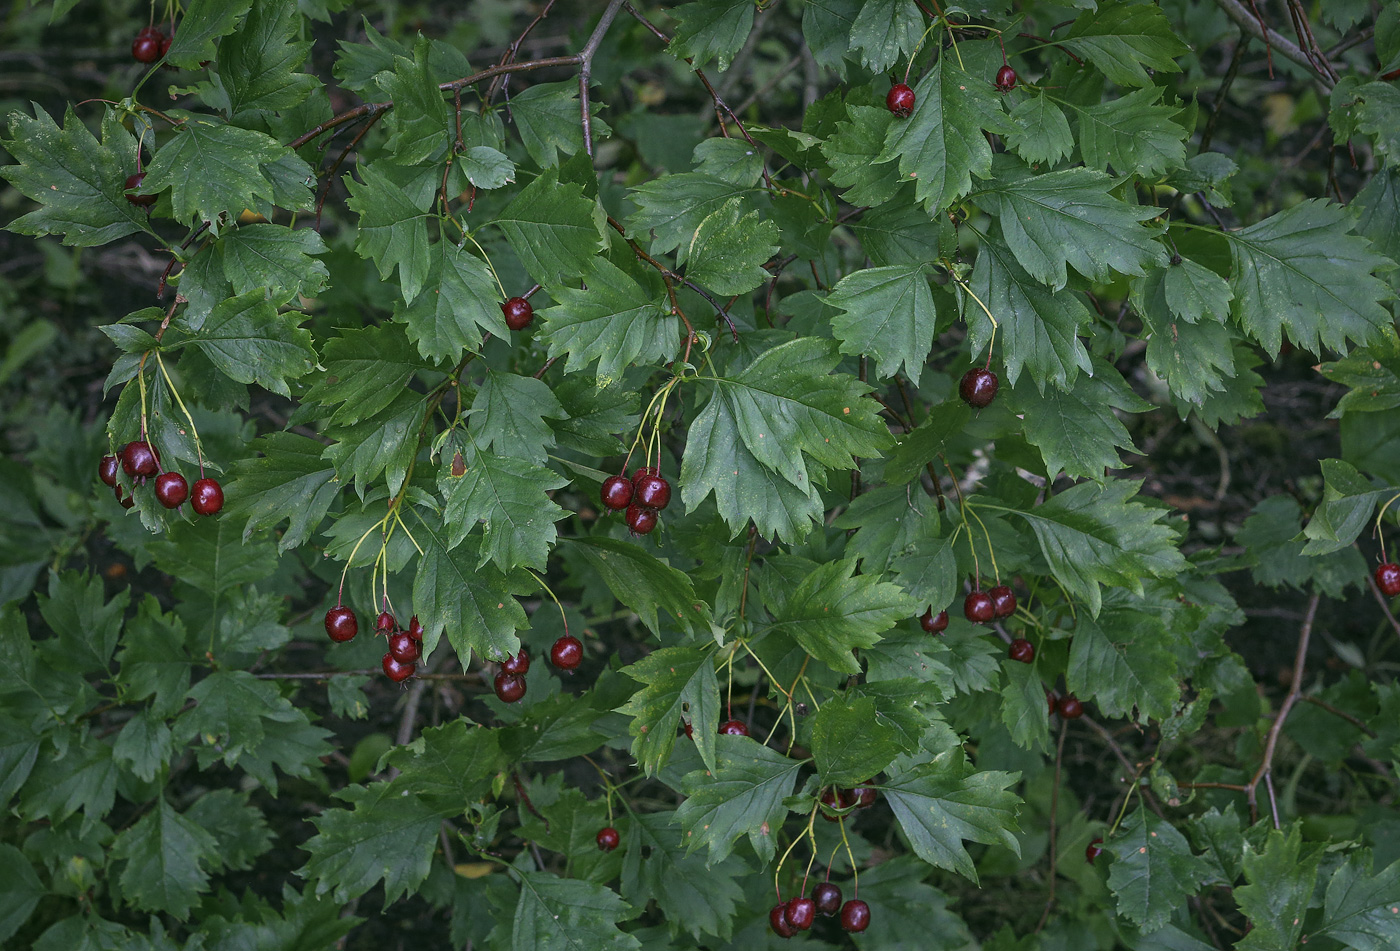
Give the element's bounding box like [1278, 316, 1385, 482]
[99, 440, 223, 515]
[131, 26, 171, 64]
[600, 467, 672, 536]
[493, 634, 587, 703]
[323, 607, 424, 682]
[884, 64, 1018, 119]
[818, 782, 878, 820]
[770, 884, 869, 937]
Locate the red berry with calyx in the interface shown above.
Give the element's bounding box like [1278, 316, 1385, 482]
[995, 64, 1018, 92]
[989, 584, 1016, 618]
[494, 670, 526, 703]
[964, 590, 995, 623]
[115, 485, 134, 509]
[769, 903, 796, 938]
[121, 441, 159, 478]
[154, 471, 188, 508]
[1376, 563, 1400, 597]
[596, 826, 620, 851]
[407, 615, 424, 641]
[718, 718, 749, 736]
[1086, 837, 1104, 864]
[191, 477, 223, 515]
[382, 652, 414, 683]
[325, 607, 358, 643]
[633, 472, 671, 511]
[1008, 638, 1035, 663]
[376, 611, 396, 632]
[920, 607, 948, 634]
[625, 503, 657, 535]
[501, 647, 530, 676]
[389, 631, 421, 663]
[501, 296, 533, 331]
[1057, 694, 1084, 719]
[132, 27, 164, 64]
[550, 635, 583, 670]
[886, 82, 916, 117]
[786, 897, 817, 931]
[960, 367, 999, 408]
[124, 173, 155, 207]
[841, 899, 871, 933]
[99, 455, 120, 487]
[812, 881, 842, 916]
[600, 475, 633, 511]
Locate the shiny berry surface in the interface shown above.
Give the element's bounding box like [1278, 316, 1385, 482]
[190, 477, 223, 515]
[1085, 837, 1104, 864]
[1008, 637, 1035, 663]
[99, 454, 120, 487]
[376, 611, 396, 632]
[625, 503, 657, 535]
[718, 718, 749, 736]
[382, 652, 414, 682]
[1376, 562, 1400, 597]
[124, 172, 156, 207]
[154, 471, 188, 508]
[786, 897, 816, 930]
[600, 475, 633, 511]
[501, 296, 534, 331]
[325, 607, 358, 643]
[995, 64, 1018, 91]
[841, 899, 871, 933]
[1057, 694, 1084, 719]
[633, 472, 671, 510]
[596, 826, 620, 851]
[389, 631, 421, 663]
[920, 607, 949, 633]
[132, 27, 164, 63]
[501, 647, 530, 676]
[550, 635, 583, 670]
[407, 615, 424, 641]
[116, 485, 134, 509]
[964, 590, 995, 623]
[886, 82, 916, 117]
[121, 441, 159, 477]
[494, 670, 526, 703]
[769, 903, 796, 938]
[812, 882, 842, 916]
[854, 784, 878, 808]
[960, 367, 1000, 408]
[989, 584, 1017, 618]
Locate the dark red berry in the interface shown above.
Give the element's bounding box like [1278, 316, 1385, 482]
[989, 584, 1017, 619]
[376, 611, 396, 632]
[501, 647, 530, 676]
[115, 485, 135, 509]
[494, 670, 526, 703]
[682, 720, 693, 739]
[325, 607, 358, 643]
[190, 477, 223, 516]
[1086, 837, 1103, 864]
[633, 472, 671, 511]
[770, 902, 796, 938]
[854, 783, 878, 808]
[154, 471, 188, 509]
[919, 608, 949, 634]
[389, 631, 421, 663]
[786, 897, 816, 931]
[960, 367, 999, 408]
[132, 27, 164, 64]
[1047, 690, 1058, 716]
[407, 615, 424, 641]
[1376, 563, 1400, 597]
[820, 787, 856, 821]
[600, 475, 633, 511]
[1008, 638, 1035, 664]
[382, 652, 414, 683]
[124, 172, 156, 207]
[501, 296, 534, 331]
[631, 465, 658, 483]
[1057, 694, 1084, 719]
[99, 455, 120, 487]
[625, 503, 657, 535]
[718, 718, 749, 736]
[812, 882, 842, 916]
[120, 441, 159, 478]
[550, 635, 583, 670]
[886, 82, 916, 117]
[995, 64, 1018, 92]
[158, 32, 172, 58]
[964, 590, 995, 623]
[596, 826, 620, 851]
[841, 899, 871, 933]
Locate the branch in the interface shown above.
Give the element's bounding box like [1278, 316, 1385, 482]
[1213, 0, 1336, 89]
[578, 0, 627, 158]
[1245, 592, 1320, 827]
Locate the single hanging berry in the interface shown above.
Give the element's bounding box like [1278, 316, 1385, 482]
[1057, 694, 1084, 719]
[191, 477, 224, 515]
[154, 471, 188, 509]
[550, 635, 583, 670]
[389, 631, 421, 663]
[325, 606, 358, 643]
[964, 590, 995, 623]
[1376, 562, 1400, 597]
[124, 173, 156, 207]
[886, 82, 916, 117]
[920, 607, 949, 633]
[785, 897, 816, 931]
[812, 882, 842, 916]
[989, 584, 1017, 619]
[1085, 837, 1104, 864]
[501, 648, 530, 676]
[407, 615, 424, 642]
[501, 296, 534, 331]
[960, 367, 999, 409]
[382, 652, 415, 683]
[121, 440, 159, 479]
[995, 64, 1018, 92]
[600, 475, 633, 511]
[1008, 637, 1035, 663]
[99, 454, 120, 487]
[493, 670, 526, 703]
[596, 826, 620, 851]
[625, 503, 657, 535]
[115, 485, 134, 509]
[718, 718, 749, 736]
[376, 611, 396, 633]
[633, 471, 671, 510]
[132, 26, 164, 63]
[769, 902, 797, 938]
[841, 899, 871, 933]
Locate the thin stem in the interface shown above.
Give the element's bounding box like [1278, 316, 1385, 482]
[1245, 593, 1320, 827]
[578, 0, 627, 158]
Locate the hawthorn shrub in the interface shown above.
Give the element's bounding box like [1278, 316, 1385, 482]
[2, 0, 1400, 948]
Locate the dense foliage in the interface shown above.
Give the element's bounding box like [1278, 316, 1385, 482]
[2, 0, 1400, 947]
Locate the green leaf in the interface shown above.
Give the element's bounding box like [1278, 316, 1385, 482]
[396, 239, 508, 361]
[175, 291, 316, 398]
[684, 196, 779, 296]
[884, 401, 971, 484]
[620, 812, 745, 942]
[802, 0, 860, 76]
[675, 736, 802, 866]
[321, 391, 425, 497]
[35, 570, 126, 674]
[1234, 825, 1319, 951]
[849, 679, 946, 751]
[1068, 87, 1188, 177]
[826, 263, 939, 381]
[0, 106, 150, 247]
[384, 719, 506, 811]
[306, 325, 432, 426]
[627, 173, 761, 260]
[508, 869, 643, 951]
[116, 597, 192, 718]
[1354, 169, 1400, 264]
[345, 163, 433, 303]
[460, 145, 515, 189]
[1060, 1, 1189, 88]
[111, 798, 221, 920]
[848, 0, 923, 72]
[541, 257, 673, 384]
[1067, 590, 1181, 722]
[20, 733, 117, 823]
[184, 789, 273, 871]
[1238, 495, 1368, 597]
[380, 37, 450, 165]
[173, 670, 293, 769]
[0, 844, 43, 945]
[301, 782, 442, 903]
[113, 708, 174, 782]
[974, 158, 1168, 289]
[144, 118, 292, 226]
[1011, 358, 1151, 480]
[667, 0, 754, 71]
[496, 169, 606, 287]
[1004, 94, 1075, 167]
[1354, 81, 1400, 161]
[680, 337, 893, 540]
[853, 855, 978, 949]
[1315, 850, 1400, 950]
[466, 369, 568, 465]
[411, 522, 528, 663]
[1001, 659, 1050, 752]
[440, 445, 568, 573]
[226, 432, 340, 552]
[1133, 258, 1238, 407]
[217, 224, 330, 304]
[618, 646, 719, 776]
[509, 82, 596, 168]
[566, 536, 713, 638]
[217, 0, 318, 119]
[810, 694, 901, 786]
[994, 479, 1187, 617]
[765, 559, 916, 674]
[164, 0, 253, 67]
[1106, 809, 1210, 933]
[883, 747, 1021, 881]
[965, 237, 1093, 392]
[1225, 198, 1394, 356]
[822, 105, 903, 207]
[1302, 459, 1389, 555]
[1319, 337, 1400, 416]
